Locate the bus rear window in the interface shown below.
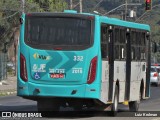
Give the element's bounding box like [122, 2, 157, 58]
[25, 16, 94, 50]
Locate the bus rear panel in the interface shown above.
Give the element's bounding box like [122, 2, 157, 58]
[17, 13, 101, 100]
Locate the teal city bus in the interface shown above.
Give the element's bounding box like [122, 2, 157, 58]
[18, 10, 151, 115]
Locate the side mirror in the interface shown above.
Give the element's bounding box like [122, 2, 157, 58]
[152, 42, 157, 53]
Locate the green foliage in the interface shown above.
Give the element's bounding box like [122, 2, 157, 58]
[37, 0, 68, 12]
[0, 0, 68, 48]
[25, 0, 68, 12]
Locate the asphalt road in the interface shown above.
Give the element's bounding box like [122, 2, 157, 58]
[0, 85, 160, 120]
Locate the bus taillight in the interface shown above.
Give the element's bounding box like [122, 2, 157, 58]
[87, 56, 97, 84]
[20, 53, 28, 82]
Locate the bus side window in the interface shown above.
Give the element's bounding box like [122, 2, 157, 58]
[135, 32, 140, 60]
[120, 29, 126, 60]
[140, 33, 146, 60]
[121, 47, 125, 59]
[114, 28, 120, 60]
[131, 47, 135, 60]
[101, 25, 108, 59]
[131, 31, 136, 61]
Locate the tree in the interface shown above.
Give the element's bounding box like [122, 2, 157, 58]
[0, 0, 68, 48]
[36, 0, 68, 12]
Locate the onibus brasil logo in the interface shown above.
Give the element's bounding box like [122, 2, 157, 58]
[2, 112, 42, 118]
[33, 53, 51, 60]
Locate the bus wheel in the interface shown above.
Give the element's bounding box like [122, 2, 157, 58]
[129, 91, 140, 112]
[37, 99, 59, 111]
[129, 101, 139, 112]
[110, 85, 119, 116]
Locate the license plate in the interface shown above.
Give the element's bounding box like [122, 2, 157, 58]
[50, 73, 64, 78]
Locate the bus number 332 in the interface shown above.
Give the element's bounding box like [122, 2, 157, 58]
[73, 56, 83, 62]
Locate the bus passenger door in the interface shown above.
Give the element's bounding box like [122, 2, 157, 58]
[100, 25, 114, 103]
[145, 32, 151, 98]
[108, 26, 114, 101]
[100, 24, 110, 103]
[125, 29, 131, 100]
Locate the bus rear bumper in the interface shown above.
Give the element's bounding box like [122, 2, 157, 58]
[17, 82, 100, 100]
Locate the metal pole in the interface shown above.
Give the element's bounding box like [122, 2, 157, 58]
[154, 55, 156, 63]
[125, 0, 127, 20]
[6, 53, 8, 79]
[21, 0, 25, 14]
[2, 53, 4, 80]
[121, 11, 124, 20]
[80, 0, 82, 13]
[0, 54, 1, 80]
[70, 0, 73, 10]
[14, 41, 17, 76]
[4, 53, 6, 79]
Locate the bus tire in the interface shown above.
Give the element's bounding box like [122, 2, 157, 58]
[129, 101, 139, 112]
[110, 85, 119, 116]
[129, 90, 140, 112]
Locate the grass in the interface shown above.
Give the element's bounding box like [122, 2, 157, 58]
[0, 90, 17, 96]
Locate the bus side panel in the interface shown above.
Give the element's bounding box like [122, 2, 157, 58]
[130, 61, 138, 101]
[100, 61, 109, 103]
[114, 61, 126, 103]
[17, 14, 30, 96]
[129, 61, 146, 101]
[85, 15, 102, 99]
[100, 61, 126, 104]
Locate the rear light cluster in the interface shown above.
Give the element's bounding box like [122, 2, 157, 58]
[153, 72, 158, 77]
[20, 53, 28, 82]
[87, 56, 97, 84]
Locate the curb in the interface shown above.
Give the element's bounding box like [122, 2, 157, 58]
[0, 90, 17, 96]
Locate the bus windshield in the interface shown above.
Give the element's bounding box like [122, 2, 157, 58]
[25, 16, 93, 50]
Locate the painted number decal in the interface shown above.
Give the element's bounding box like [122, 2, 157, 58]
[72, 68, 83, 74]
[73, 56, 83, 62]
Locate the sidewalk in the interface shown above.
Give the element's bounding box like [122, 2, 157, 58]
[0, 76, 17, 96]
